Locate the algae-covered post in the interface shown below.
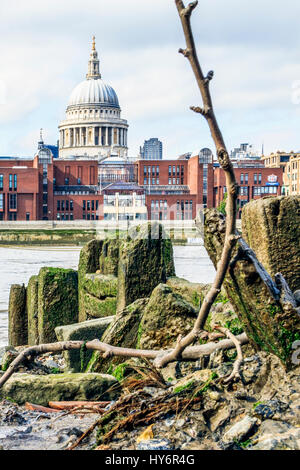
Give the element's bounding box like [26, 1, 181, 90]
[8, 284, 27, 347]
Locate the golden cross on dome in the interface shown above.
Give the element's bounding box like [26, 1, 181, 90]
[92, 36, 96, 51]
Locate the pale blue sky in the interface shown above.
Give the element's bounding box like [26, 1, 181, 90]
[1, 0, 300, 158]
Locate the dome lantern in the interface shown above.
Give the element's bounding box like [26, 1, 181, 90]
[86, 35, 101, 80]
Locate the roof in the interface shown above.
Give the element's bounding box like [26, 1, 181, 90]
[44, 145, 59, 158]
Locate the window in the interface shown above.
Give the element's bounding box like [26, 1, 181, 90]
[0, 175, 3, 190]
[57, 200, 61, 211]
[168, 166, 171, 176]
[240, 174, 244, 184]
[9, 174, 12, 191]
[87, 200, 91, 211]
[245, 174, 248, 184]
[0, 194, 3, 210]
[258, 173, 262, 184]
[254, 174, 257, 184]
[83, 200, 86, 211]
[26, 213, 30, 221]
[61, 200, 65, 211]
[65, 178, 69, 185]
[9, 193, 17, 210]
[14, 174, 17, 191]
[70, 200, 74, 211]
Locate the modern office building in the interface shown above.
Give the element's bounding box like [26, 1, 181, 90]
[139, 138, 163, 160]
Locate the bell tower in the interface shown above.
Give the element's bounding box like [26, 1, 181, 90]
[86, 36, 101, 80]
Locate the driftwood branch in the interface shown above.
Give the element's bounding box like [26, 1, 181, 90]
[0, 334, 248, 389]
[154, 1, 239, 368]
[215, 327, 243, 383]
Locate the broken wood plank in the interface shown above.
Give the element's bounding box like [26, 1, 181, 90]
[48, 401, 111, 410]
[25, 402, 60, 413]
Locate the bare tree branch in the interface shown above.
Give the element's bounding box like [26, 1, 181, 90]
[0, 334, 248, 389]
[154, 1, 238, 368]
[215, 327, 243, 383]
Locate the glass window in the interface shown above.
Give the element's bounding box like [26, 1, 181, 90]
[0, 175, 3, 190]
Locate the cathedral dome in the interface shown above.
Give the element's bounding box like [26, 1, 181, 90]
[68, 78, 119, 108]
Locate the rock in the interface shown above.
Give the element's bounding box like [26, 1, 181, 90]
[253, 400, 289, 420]
[294, 290, 300, 307]
[55, 316, 114, 372]
[205, 303, 241, 332]
[223, 416, 258, 443]
[26, 276, 39, 345]
[136, 438, 173, 450]
[99, 238, 120, 276]
[242, 196, 300, 292]
[208, 406, 232, 433]
[78, 239, 103, 322]
[82, 273, 118, 299]
[1, 347, 18, 372]
[87, 299, 148, 373]
[137, 284, 197, 350]
[8, 284, 27, 347]
[166, 277, 210, 309]
[117, 222, 175, 312]
[171, 370, 213, 394]
[37, 267, 78, 343]
[80, 274, 117, 320]
[78, 239, 120, 322]
[0, 373, 120, 406]
[251, 420, 300, 450]
[203, 208, 300, 368]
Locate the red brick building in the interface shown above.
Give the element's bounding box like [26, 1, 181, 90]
[214, 163, 283, 218]
[0, 148, 283, 222]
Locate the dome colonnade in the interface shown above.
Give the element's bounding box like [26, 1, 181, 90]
[58, 37, 128, 159]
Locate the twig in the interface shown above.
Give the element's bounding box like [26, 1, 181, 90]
[215, 326, 243, 383]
